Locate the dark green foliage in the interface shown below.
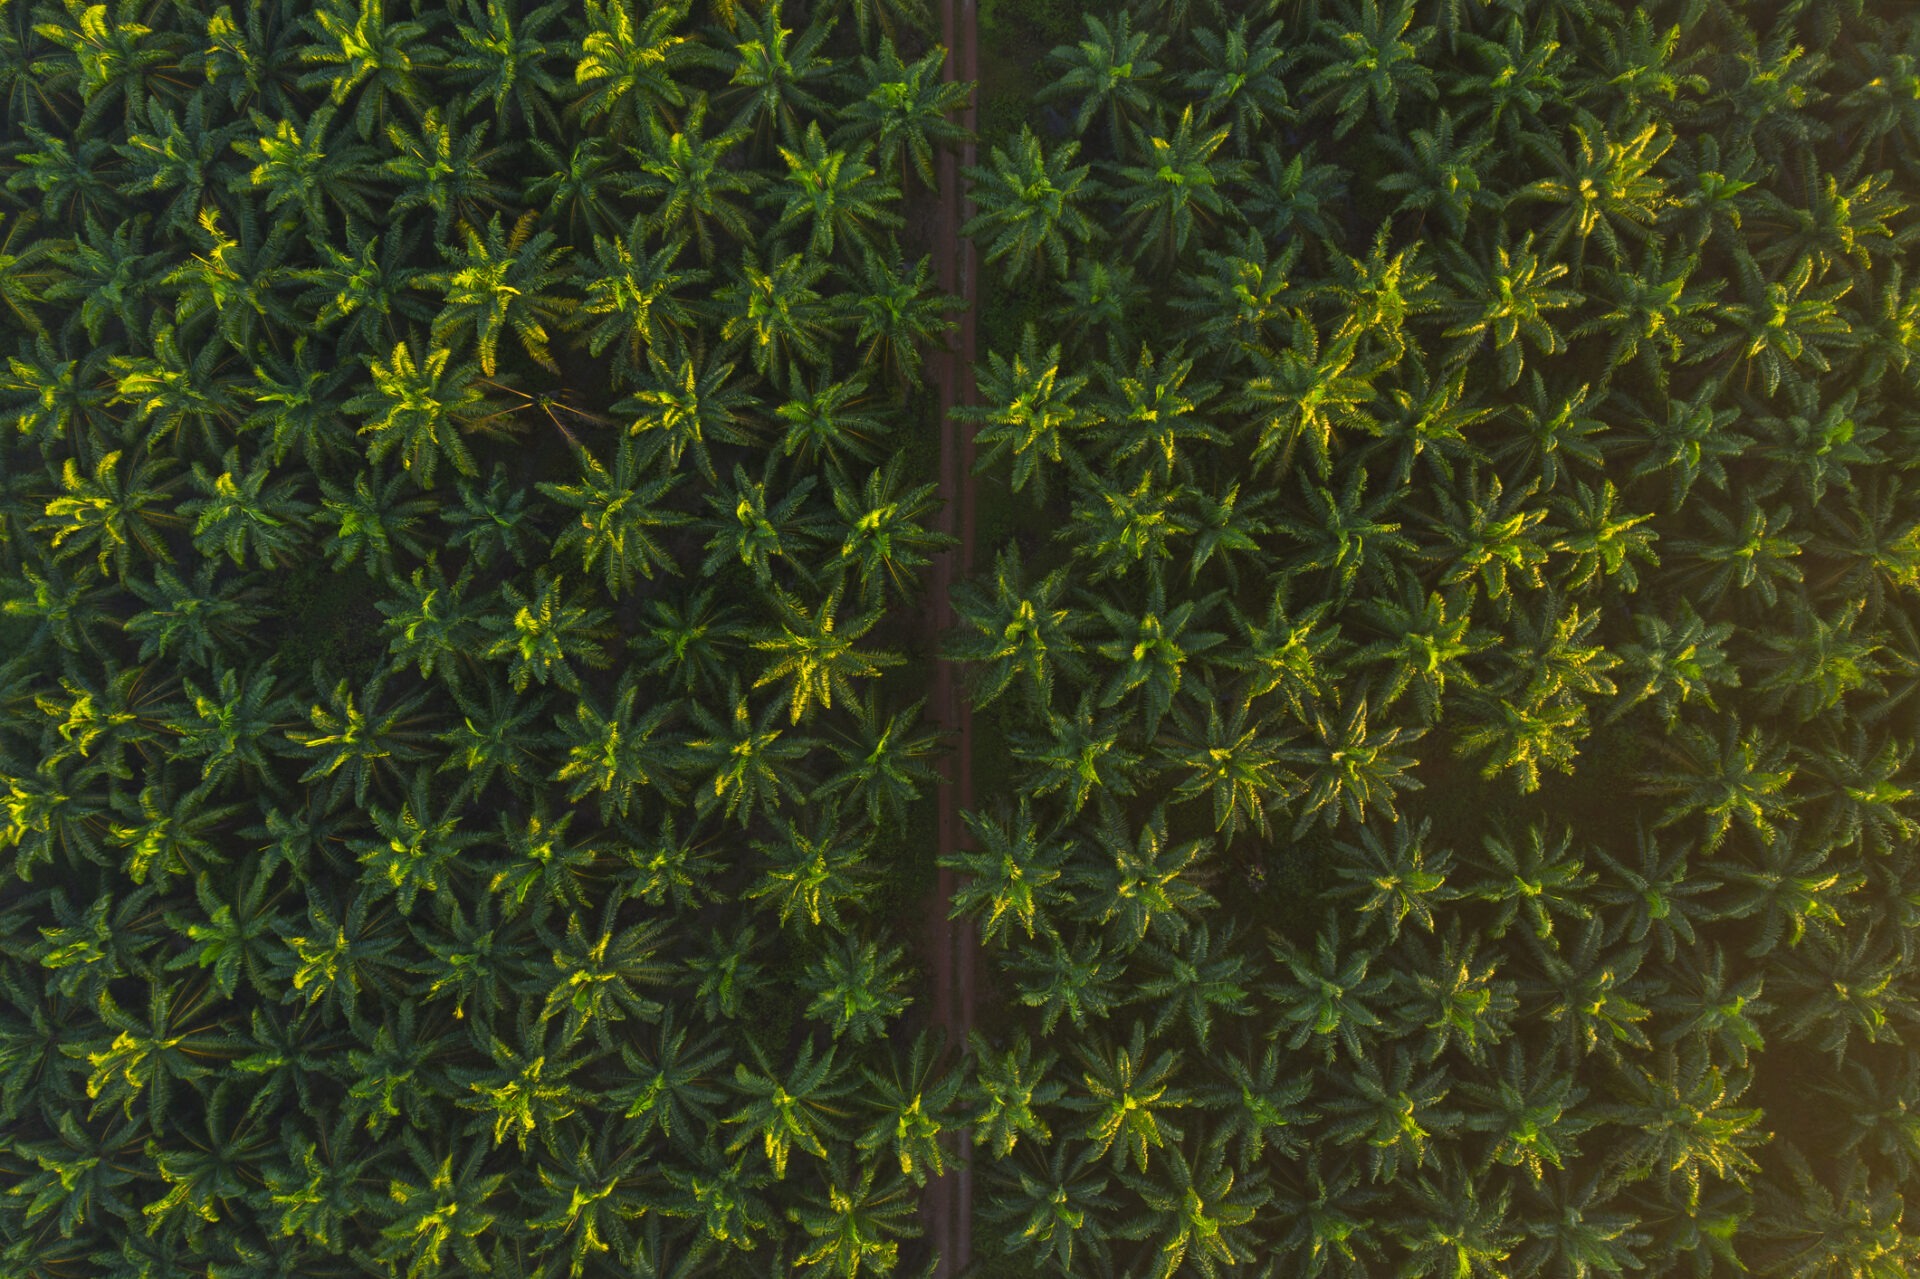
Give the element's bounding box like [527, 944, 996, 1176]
[0, 0, 960, 1274]
[953, 0, 1920, 1275]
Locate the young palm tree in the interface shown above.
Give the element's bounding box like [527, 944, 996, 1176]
[344, 337, 491, 487]
[1040, 10, 1169, 154]
[1300, 0, 1437, 138]
[750, 582, 902, 724]
[767, 122, 902, 262]
[574, 224, 708, 380]
[1119, 1128, 1270, 1279]
[719, 0, 836, 153]
[573, 0, 700, 141]
[962, 128, 1100, 285]
[1113, 107, 1242, 269]
[832, 38, 967, 191]
[944, 799, 1072, 947]
[1065, 1019, 1190, 1176]
[623, 96, 763, 264]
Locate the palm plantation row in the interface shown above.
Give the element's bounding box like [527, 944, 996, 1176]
[1, 0, 1919, 1276]
[945, 0, 1920, 1275]
[0, 0, 972, 1274]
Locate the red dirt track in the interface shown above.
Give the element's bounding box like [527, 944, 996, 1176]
[922, 0, 978, 1270]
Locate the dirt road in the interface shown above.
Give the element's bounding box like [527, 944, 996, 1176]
[922, 0, 979, 1271]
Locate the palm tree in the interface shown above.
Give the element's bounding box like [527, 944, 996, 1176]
[1089, 578, 1225, 738]
[618, 347, 761, 486]
[1266, 1150, 1386, 1279]
[720, 0, 836, 153]
[766, 122, 902, 262]
[1011, 694, 1143, 819]
[1698, 249, 1857, 397]
[1161, 690, 1296, 842]
[723, 1033, 852, 1178]
[1440, 231, 1583, 387]
[424, 209, 572, 376]
[685, 684, 814, 828]
[962, 127, 1100, 285]
[1131, 920, 1255, 1049]
[575, 226, 708, 381]
[1592, 825, 1722, 964]
[287, 217, 437, 356]
[1420, 467, 1551, 614]
[714, 246, 840, 388]
[697, 459, 826, 590]
[746, 801, 878, 931]
[376, 555, 483, 685]
[1512, 113, 1675, 267]
[1113, 107, 1241, 269]
[1222, 580, 1347, 722]
[37, 447, 180, 578]
[1320, 1046, 1461, 1184]
[960, 323, 1095, 499]
[551, 673, 683, 821]
[1278, 693, 1424, 834]
[800, 932, 911, 1044]
[978, 1139, 1120, 1275]
[818, 686, 941, 831]
[538, 435, 688, 598]
[623, 96, 763, 264]
[573, 0, 698, 141]
[381, 106, 515, 245]
[654, 1137, 776, 1255]
[296, 0, 433, 142]
[1751, 1147, 1918, 1279]
[443, 0, 572, 140]
[817, 453, 952, 603]
[287, 668, 436, 810]
[1120, 1129, 1271, 1279]
[1239, 312, 1377, 481]
[832, 37, 968, 191]
[1576, 239, 1721, 389]
[944, 799, 1071, 947]
[775, 367, 890, 468]
[1066, 1019, 1189, 1175]
[1458, 1041, 1595, 1182]
[945, 543, 1090, 708]
[856, 1029, 964, 1186]
[837, 246, 958, 392]
[1057, 461, 1192, 586]
[343, 337, 491, 488]
[178, 446, 313, 570]
[1184, 13, 1292, 152]
[482, 569, 614, 695]
[1073, 799, 1218, 949]
[123, 563, 264, 667]
[1040, 10, 1168, 154]
[1719, 822, 1862, 959]
[750, 583, 902, 724]
[1300, 0, 1437, 138]
[1668, 493, 1807, 613]
[1263, 916, 1393, 1065]
[787, 1151, 920, 1278]
[1593, 1043, 1767, 1205]
[967, 1030, 1064, 1159]
[231, 102, 384, 241]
